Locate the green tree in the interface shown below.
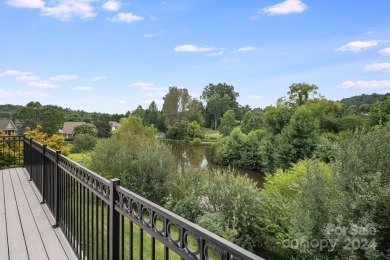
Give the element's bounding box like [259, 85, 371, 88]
[219, 110, 236, 136]
[166, 121, 187, 140]
[73, 123, 97, 138]
[187, 121, 203, 139]
[201, 83, 239, 128]
[368, 96, 390, 126]
[262, 104, 292, 134]
[131, 105, 147, 122]
[281, 82, 320, 107]
[206, 94, 232, 129]
[90, 115, 174, 205]
[145, 101, 160, 126]
[13, 101, 65, 135]
[241, 111, 263, 134]
[72, 133, 97, 152]
[274, 106, 320, 169]
[162, 87, 191, 126]
[187, 99, 205, 125]
[94, 120, 111, 138]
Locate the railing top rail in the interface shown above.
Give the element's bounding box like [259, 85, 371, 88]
[58, 153, 110, 202]
[116, 186, 263, 260]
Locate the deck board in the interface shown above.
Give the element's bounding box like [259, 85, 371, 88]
[0, 168, 77, 260]
[0, 170, 9, 259]
[10, 168, 49, 260]
[2, 169, 29, 259]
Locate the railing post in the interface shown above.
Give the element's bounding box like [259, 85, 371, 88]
[54, 150, 61, 227]
[29, 138, 33, 181]
[109, 178, 120, 260]
[41, 144, 47, 204]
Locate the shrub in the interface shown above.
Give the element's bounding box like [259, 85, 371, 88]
[72, 133, 97, 153]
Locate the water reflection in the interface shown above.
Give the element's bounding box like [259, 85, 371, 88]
[170, 143, 265, 187]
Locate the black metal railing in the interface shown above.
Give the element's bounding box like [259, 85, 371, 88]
[2, 136, 263, 260]
[0, 135, 24, 169]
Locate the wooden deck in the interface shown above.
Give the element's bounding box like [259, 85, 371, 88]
[0, 168, 78, 260]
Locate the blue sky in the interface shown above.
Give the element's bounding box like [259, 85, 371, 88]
[1, 0, 390, 114]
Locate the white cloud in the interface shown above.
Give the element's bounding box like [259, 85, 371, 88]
[262, 0, 307, 15]
[174, 45, 213, 52]
[131, 82, 154, 88]
[5, 0, 44, 8]
[364, 63, 390, 72]
[42, 0, 96, 20]
[206, 51, 224, 57]
[340, 80, 390, 89]
[335, 40, 382, 52]
[383, 89, 390, 93]
[0, 89, 48, 99]
[107, 12, 144, 23]
[248, 95, 263, 100]
[131, 82, 166, 91]
[84, 76, 107, 81]
[379, 47, 390, 56]
[250, 15, 261, 20]
[81, 96, 98, 101]
[72, 86, 93, 90]
[144, 30, 166, 38]
[28, 81, 60, 88]
[51, 74, 78, 81]
[3, 70, 34, 76]
[236, 46, 256, 52]
[102, 0, 120, 11]
[15, 75, 40, 81]
[117, 100, 127, 105]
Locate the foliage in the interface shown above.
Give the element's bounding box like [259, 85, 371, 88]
[201, 83, 239, 129]
[13, 101, 65, 135]
[162, 87, 191, 126]
[187, 121, 204, 139]
[73, 123, 97, 138]
[274, 106, 320, 169]
[218, 110, 236, 136]
[72, 134, 97, 153]
[24, 125, 71, 156]
[167, 121, 188, 140]
[340, 93, 390, 112]
[262, 104, 292, 135]
[211, 128, 264, 170]
[241, 110, 263, 134]
[90, 115, 174, 205]
[368, 96, 390, 126]
[0, 131, 23, 168]
[187, 99, 205, 126]
[169, 168, 262, 252]
[94, 120, 111, 138]
[279, 82, 320, 107]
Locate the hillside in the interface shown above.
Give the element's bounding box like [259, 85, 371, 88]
[0, 104, 23, 119]
[339, 93, 390, 112]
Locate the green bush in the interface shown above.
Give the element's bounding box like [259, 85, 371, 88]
[72, 133, 97, 153]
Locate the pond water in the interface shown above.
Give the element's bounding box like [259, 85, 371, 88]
[170, 143, 265, 187]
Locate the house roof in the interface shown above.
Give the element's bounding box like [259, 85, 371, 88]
[0, 119, 17, 131]
[109, 121, 121, 127]
[59, 122, 85, 135]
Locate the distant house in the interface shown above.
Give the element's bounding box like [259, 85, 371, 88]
[0, 119, 17, 135]
[109, 121, 121, 131]
[59, 122, 85, 140]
